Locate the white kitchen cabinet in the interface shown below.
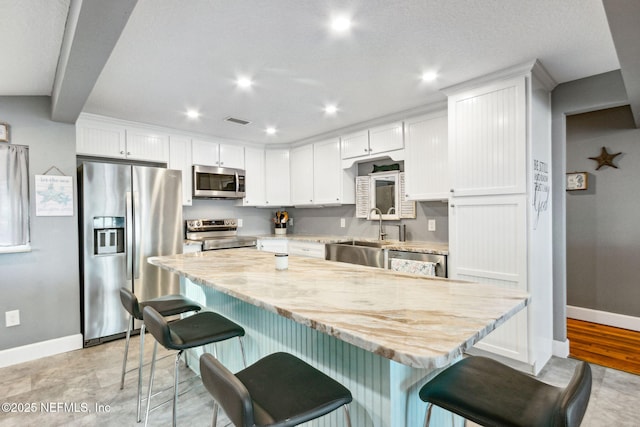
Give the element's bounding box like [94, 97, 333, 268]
[242, 147, 266, 206]
[341, 122, 405, 168]
[192, 139, 245, 169]
[368, 121, 404, 154]
[340, 130, 370, 160]
[290, 144, 315, 205]
[445, 61, 555, 374]
[448, 77, 527, 197]
[264, 149, 291, 206]
[449, 195, 528, 362]
[257, 238, 288, 254]
[288, 241, 325, 259]
[76, 116, 168, 163]
[168, 135, 193, 206]
[125, 127, 169, 162]
[313, 138, 355, 205]
[404, 112, 449, 201]
[76, 119, 126, 159]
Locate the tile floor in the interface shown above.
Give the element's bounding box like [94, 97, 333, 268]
[1, 335, 639, 426]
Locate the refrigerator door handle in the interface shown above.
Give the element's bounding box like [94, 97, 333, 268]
[126, 191, 133, 280]
[133, 191, 141, 279]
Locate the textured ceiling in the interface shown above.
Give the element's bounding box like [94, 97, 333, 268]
[0, 0, 622, 144]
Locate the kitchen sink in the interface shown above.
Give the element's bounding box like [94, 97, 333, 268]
[325, 240, 386, 268]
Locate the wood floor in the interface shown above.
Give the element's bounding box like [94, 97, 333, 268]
[567, 318, 640, 375]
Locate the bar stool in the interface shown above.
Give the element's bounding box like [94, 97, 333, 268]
[200, 351, 353, 427]
[418, 356, 592, 427]
[142, 305, 247, 427]
[119, 287, 201, 422]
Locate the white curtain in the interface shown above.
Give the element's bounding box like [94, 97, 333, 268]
[0, 144, 30, 247]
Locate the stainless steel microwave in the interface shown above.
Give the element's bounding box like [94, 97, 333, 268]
[192, 165, 246, 199]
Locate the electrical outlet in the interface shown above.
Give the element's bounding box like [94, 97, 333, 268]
[288, 218, 293, 226]
[5, 310, 20, 327]
[428, 219, 436, 232]
[340, 218, 346, 228]
[237, 218, 243, 227]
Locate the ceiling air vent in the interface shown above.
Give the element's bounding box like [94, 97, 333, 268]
[225, 117, 251, 125]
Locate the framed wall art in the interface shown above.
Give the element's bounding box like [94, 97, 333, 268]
[0, 122, 9, 142]
[566, 172, 588, 191]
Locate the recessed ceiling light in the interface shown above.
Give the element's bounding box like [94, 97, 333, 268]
[236, 76, 253, 89]
[186, 109, 200, 119]
[265, 127, 277, 135]
[330, 15, 352, 33]
[421, 71, 438, 82]
[324, 104, 338, 115]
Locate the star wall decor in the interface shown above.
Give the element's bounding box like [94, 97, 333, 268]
[588, 146, 621, 170]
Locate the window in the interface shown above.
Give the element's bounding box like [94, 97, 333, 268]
[0, 144, 30, 253]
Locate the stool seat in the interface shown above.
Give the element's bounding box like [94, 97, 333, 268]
[118, 288, 201, 422]
[418, 356, 592, 427]
[143, 305, 247, 427]
[200, 351, 353, 427]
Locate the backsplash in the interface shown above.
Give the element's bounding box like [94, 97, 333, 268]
[288, 201, 449, 243]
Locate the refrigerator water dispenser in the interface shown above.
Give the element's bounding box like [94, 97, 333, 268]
[93, 216, 125, 255]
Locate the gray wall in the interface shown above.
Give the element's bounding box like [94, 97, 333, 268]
[565, 106, 640, 316]
[551, 70, 629, 341]
[0, 97, 79, 351]
[184, 199, 273, 236]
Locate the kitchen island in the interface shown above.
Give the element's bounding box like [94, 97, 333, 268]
[149, 248, 528, 426]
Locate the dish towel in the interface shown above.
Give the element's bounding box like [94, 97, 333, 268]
[390, 259, 437, 277]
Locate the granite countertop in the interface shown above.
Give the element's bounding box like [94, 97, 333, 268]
[149, 248, 527, 369]
[256, 234, 449, 255]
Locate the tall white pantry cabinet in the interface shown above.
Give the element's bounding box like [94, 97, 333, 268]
[445, 61, 555, 375]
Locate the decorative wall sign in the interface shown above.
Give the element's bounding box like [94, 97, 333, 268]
[588, 146, 621, 170]
[0, 122, 9, 142]
[35, 175, 74, 216]
[566, 172, 588, 191]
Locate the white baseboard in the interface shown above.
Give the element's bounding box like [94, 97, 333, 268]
[552, 339, 570, 358]
[0, 334, 83, 368]
[567, 306, 640, 332]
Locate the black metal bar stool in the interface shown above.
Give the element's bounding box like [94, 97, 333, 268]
[200, 351, 353, 427]
[418, 356, 592, 427]
[119, 287, 201, 422]
[142, 305, 247, 427]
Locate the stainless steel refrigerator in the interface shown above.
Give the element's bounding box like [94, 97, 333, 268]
[78, 161, 183, 347]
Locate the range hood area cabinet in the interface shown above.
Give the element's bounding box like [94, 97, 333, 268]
[445, 61, 555, 375]
[290, 138, 355, 207]
[76, 115, 169, 163]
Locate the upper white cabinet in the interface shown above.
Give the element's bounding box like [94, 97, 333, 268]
[192, 139, 244, 169]
[76, 115, 169, 163]
[448, 77, 527, 197]
[341, 122, 405, 167]
[242, 147, 266, 206]
[313, 138, 354, 205]
[290, 144, 315, 205]
[445, 61, 556, 374]
[264, 149, 291, 206]
[404, 112, 449, 201]
[289, 138, 355, 207]
[168, 135, 193, 206]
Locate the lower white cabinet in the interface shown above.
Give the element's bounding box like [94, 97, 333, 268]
[168, 135, 193, 206]
[257, 239, 288, 254]
[288, 241, 325, 259]
[449, 195, 528, 363]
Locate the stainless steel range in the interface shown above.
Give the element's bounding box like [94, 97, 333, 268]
[185, 218, 256, 250]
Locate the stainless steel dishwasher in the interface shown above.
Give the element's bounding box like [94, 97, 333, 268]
[387, 250, 447, 278]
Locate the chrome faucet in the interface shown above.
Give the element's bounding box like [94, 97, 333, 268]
[370, 208, 386, 240]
